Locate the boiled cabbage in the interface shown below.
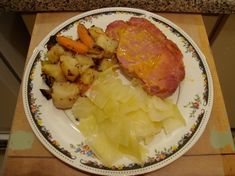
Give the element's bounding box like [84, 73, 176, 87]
[72, 67, 185, 166]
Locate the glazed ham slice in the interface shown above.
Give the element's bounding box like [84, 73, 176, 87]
[105, 17, 185, 99]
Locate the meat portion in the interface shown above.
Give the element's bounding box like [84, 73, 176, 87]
[106, 17, 185, 98]
[105, 20, 128, 41]
[128, 18, 183, 59]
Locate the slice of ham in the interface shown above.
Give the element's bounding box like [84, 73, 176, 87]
[105, 17, 185, 99]
[105, 20, 128, 41]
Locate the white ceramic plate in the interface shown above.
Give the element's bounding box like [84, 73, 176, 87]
[22, 7, 213, 175]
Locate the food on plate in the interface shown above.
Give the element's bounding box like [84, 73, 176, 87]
[56, 36, 89, 54]
[106, 17, 185, 98]
[47, 44, 66, 64]
[40, 23, 118, 109]
[105, 20, 128, 41]
[52, 82, 80, 109]
[40, 18, 186, 165]
[77, 24, 95, 48]
[98, 58, 117, 71]
[41, 63, 66, 86]
[60, 55, 81, 81]
[72, 68, 185, 165]
[80, 68, 98, 85]
[95, 34, 118, 56]
[88, 26, 105, 40]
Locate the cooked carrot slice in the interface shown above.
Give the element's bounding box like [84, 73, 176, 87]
[56, 36, 88, 54]
[77, 24, 94, 49]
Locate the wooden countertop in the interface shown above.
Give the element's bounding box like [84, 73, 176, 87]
[3, 12, 235, 175]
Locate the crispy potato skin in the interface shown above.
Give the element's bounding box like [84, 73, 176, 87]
[41, 64, 66, 82]
[75, 55, 94, 74]
[80, 68, 98, 85]
[60, 55, 80, 82]
[51, 82, 80, 109]
[98, 59, 115, 72]
[95, 34, 118, 55]
[47, 44, 65, 64]
[88, 26, 105, 40]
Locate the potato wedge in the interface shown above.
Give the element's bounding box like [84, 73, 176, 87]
[88, 26, 105, 40]
[41, 63, 66, 83]
[52, 82, 79, 109]
[80, 68, 98, 85]
[87, 46, 104, 59]
[98, 59, 115, 72]
[47, 44, 65, 64]
[60, 55, 80, 81]
[75, 55, 94, 73]
[95, 34, 118, 54]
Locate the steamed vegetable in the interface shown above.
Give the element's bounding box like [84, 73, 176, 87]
[56, 36, 89, 54]
[72, 68, 185, 165]
[77, 24, 94, 48]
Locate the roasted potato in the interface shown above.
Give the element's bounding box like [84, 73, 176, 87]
[80, 68, 98, 85]
[51, 82, 80, 109]
[75, 55, 94, 73]
[41, 63, 66, 83]
[98, 59, 115, 72]
[42, 25, 120, 110]
[88, 26, 105, 40]
[47, 44, 65, 64]
[87, 46, 104, 59]
[95, 34, 118, 55]
[60, 55, 80, 81]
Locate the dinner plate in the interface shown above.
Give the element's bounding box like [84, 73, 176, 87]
[22, 7, 213, 175]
